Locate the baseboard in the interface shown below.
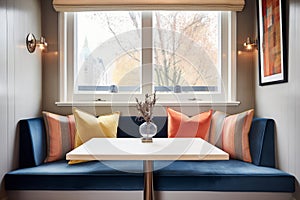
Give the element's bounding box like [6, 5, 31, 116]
[7, 190, 293, 200]
[157, 191, 293, 200]
[7, 190, 142, 200]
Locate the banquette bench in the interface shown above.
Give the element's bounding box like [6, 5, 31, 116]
[5, 116, 295, 200]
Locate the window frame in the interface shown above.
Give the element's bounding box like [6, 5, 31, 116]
[58, 11, 238, 106]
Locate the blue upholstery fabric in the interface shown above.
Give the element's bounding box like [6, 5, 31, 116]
[9, 116, 294, 193]
[19, 118, 46, 168]
[19, 116, 273, 168]
[5, 160, 295, 192]
[249, 118, 275, 167]
[154, 160, 295, 192]
[5, 160, 144, 190]
[117, 116, 168, 138]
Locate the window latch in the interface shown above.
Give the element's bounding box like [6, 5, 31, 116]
[188, 98, 202, 101]
[95, 98, 106, 102]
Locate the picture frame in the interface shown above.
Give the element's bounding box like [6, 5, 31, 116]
[257, 0, 287, 86]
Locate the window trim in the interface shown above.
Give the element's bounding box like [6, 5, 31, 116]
[58, 11, 238, 106]
[53, 0, 245, 12]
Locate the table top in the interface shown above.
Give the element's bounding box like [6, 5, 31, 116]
[66, 138, 229, 161]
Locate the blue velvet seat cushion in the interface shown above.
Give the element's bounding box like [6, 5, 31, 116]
[5, 160, 295, 192]
[154, 160, 295, 192]
[5, 160, 144, 190]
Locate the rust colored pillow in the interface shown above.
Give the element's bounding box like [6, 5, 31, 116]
[222, 109, 254, 163]
[167, 108, 213, 140]
[42, 111, 76, 163]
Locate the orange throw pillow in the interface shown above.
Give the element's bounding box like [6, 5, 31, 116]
[167, 108, 213, 140]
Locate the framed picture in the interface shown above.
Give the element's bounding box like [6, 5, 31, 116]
[257, 0, 287, 86]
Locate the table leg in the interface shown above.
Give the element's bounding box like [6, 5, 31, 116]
[143, 160, 154, 200]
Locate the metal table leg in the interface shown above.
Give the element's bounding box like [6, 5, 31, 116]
[143, 160, 154, 200]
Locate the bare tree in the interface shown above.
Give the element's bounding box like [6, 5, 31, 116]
[152, 12, 218, 87]
[86, 11, 218, 88]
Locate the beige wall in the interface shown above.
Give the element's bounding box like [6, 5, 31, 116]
[0, 0, 42, 199]
[42, 0, 256, 116]
[255, 0, 300, 198]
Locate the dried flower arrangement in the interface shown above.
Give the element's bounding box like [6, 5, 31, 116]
[135, 92, 157, 123]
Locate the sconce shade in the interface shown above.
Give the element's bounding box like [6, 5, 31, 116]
[26, 33, 48, 53]
[26, 33, 36, 53]
[243, 37, 257, 51]
[53, 0, 245, 11]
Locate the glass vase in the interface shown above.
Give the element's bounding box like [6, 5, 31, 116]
[139, 122, 157, 143]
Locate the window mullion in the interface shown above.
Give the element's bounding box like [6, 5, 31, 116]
[220, 11, 229, 101]
[141, 12, 153, 95]
[58, 12, 67, 102]
[228, 11, 237, 102]
[67, 13, 75, 102]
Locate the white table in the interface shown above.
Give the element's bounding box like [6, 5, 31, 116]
[66, 138, 229, 200]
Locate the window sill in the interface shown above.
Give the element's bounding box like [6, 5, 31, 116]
[55, 101, 240, 107]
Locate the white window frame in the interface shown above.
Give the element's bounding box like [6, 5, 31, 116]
[57, 11, 238, 106]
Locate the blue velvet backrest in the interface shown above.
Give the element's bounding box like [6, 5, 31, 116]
[18, 116, 275, 168]
[249, 118, 275, 167]
[119, 117, 276, 167]
[19, 117, 47, 168]
[117, 116, 168, 138]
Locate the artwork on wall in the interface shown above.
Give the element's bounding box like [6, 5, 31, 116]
[257, 0, 287, 86]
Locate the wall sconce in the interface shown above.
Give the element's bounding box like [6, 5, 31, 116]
[243, 37, 257, 51]
[26, 33, 48, 53]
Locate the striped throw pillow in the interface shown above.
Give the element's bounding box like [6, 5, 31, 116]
[43, 111, 76, 163]
[209, 111, 227, 148]
[222, 109, 254, 162]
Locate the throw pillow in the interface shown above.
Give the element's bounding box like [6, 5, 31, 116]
[42, 111, 76, 163]
[167, 108, 213, 140]
[69, 108, 120, 164]
[222, 109, 254, 163]
[209, 111, 227, 148]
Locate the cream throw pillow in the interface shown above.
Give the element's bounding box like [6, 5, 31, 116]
[69, 108, 120, 164]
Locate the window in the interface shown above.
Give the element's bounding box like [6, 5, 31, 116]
[75, 12, 141, 93]
[59, 11, 236, 104]
[153, 11, 219, 93]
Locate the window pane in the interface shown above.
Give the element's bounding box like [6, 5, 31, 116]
[75, 11, 141, 93]
[153, 11, 220, 93]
